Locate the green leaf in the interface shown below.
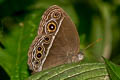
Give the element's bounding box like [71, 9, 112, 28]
[103, 57, 120, 80]
[26, 63, 109, 80]
[0, 10, 44, 80]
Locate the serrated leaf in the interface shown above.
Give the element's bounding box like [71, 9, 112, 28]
[27, 62, 109, 80]
[103, 57, 120, 80]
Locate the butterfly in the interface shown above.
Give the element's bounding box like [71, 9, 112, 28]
[28, 5, 84, 73]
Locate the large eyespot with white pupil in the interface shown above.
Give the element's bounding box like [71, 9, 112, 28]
[47, 22, 57, 33]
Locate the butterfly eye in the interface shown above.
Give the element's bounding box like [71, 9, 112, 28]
[47, 22, 56, 32]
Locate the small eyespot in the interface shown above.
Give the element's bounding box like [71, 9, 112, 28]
[38, 47, 42, 51]
[54, 13, 59, 17]
[35, 61, 39, 64]
[52, 11, 61, 19]
[44, 36, 50, 42]
[36, 46, 44, 59]
[37, 45, 43, 52]
[47, 22, 56, 32]
[37, 53, 42, 58]
[43, 35, 51, 44]
[45, 37, 49, 41]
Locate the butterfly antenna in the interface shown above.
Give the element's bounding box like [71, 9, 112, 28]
[82, 38, 102, 52]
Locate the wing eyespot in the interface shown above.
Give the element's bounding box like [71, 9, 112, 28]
[38, 46, 42, 51]
[47, 22, 56, 32]
[43, 36, 51, 44]
[52, 11, 61, 19]
[36, 53, 42, 58]
[36, 46, 44, 59]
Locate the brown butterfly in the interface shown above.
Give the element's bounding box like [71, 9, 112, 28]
[28, 5, 84, 73]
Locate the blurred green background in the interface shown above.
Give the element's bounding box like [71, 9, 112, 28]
[0, 0, 120, 80]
